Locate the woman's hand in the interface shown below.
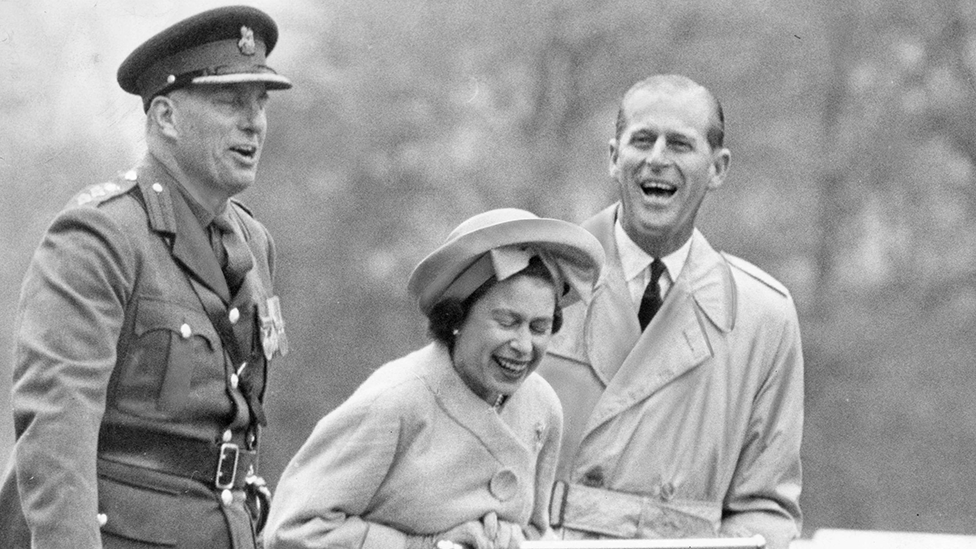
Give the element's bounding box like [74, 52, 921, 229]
[481, 512, 525, 549]
[416, 513, 525, 549]
[409, 518, 492, 549]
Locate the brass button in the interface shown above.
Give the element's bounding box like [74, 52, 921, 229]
[230, 373, 239, 389]
[228, 307, 240, 324]
[222, 429, 233, 443]
[152, 183, 163, 193]
[97, 512, 108, 527]
[123, 170, 137, 181]
[180, 323, 192, 339]
[660, 481, 676, 502]
[220, 489, 233, 505]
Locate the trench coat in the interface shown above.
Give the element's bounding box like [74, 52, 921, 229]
[263, 343, 562, 549]
[0, 153, 281, 548]
[537, 204, 803, 549]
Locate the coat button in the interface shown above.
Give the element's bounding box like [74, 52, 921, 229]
[222, 429, 233, 442]
[230, 373, 239, 389]
[152, 183, 163, 193]
[180, 323, 192, 339]
[123, 170, 137, 181]
[660, 481, 676, 502]
[488, 468, 518, 501]
[581, 466, 605, 488]
[97, 512, 108, 527]
[221, 489, 233, 506]
[229, 307, 240, 324]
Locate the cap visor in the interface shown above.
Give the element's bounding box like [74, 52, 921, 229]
[191, 73, 292, 90]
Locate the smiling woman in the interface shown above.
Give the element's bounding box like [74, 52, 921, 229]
[263, 208, 604, 549]
[431, 256, 560, 406]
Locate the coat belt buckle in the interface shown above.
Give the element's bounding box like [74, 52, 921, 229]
[215, 442, 240, 489]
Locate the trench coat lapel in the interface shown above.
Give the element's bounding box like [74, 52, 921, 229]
[581, 218, 737, 437]
[420, 344, 533, 463]
[582, 208, 641, 387]
[136, 157, 231, 303]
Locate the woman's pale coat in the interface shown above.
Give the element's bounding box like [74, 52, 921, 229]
[264, 343, 562, 549]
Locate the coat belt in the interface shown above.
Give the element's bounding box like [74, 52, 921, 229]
[98, 424, 257, 490]
[549, 480, 721, 539]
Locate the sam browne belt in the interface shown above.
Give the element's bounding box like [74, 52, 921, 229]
[97, 424, 258, 490]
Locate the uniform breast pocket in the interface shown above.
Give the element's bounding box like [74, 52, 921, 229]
[115, 297, 220, 419]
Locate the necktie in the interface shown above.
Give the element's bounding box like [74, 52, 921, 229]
[637, 258, 667, 330]
[211, 210, 253, 295]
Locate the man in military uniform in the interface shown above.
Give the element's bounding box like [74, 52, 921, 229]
[0, 6, 291, 547]
[538, 75, 804, 549]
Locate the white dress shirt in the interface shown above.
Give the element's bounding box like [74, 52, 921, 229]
[614, 220, 693, 312]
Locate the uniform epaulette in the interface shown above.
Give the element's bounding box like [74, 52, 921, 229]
[68, 171, 138, 208]
[721, 252, 790, 298]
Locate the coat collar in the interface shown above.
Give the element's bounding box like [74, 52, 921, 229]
[584, 203, 735, 336]
[133, 154, 232, 302]
[415, 343, 536, 463]
[578, 204, 737, 432]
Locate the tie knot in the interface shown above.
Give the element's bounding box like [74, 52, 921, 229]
[212, 210, 235, 234]
[649, 258, 667, 283]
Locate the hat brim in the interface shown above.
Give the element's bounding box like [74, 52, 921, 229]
[408, 217, 604, 316]
[191, 73, 293, 90]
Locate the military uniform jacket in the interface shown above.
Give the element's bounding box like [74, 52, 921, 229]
[0, 153, 280, 548]
[263, 343, 561, 549]
[537, 204, 803, 549]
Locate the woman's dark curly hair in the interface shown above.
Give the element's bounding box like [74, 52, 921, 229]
[427, 255, 563, 350]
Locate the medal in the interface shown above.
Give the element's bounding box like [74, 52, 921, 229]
[259, 295, 288, 359]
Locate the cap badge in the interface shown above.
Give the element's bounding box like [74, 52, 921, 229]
[238, 26, 256, 56]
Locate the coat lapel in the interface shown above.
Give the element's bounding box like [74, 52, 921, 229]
[579, 215, 737, 438]
[582, 207, 642, 387]
[135, 157, 231, 303]
[169, 192, 231, 302]
[419, 344, 533, 463]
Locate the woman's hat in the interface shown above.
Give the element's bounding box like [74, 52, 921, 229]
[408, 208, 605, 316]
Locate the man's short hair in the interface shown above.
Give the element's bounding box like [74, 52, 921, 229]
[614, 74, 725, 150]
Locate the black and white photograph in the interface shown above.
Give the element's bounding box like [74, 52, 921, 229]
[2, 0, 976, 547]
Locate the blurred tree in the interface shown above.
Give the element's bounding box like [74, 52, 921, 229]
[802, 0, 976, 534]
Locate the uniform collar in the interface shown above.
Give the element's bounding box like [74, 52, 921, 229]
[132, 153, 232, 302]
[172, 178, 217, 229]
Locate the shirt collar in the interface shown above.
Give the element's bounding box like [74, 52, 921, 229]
[613, 219, 693, 283]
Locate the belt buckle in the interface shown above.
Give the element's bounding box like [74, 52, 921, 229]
[215, 442, 240, 489]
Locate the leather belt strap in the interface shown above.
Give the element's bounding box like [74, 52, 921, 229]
[549, 481, 721, 539]
[98, 424, 257, 490]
